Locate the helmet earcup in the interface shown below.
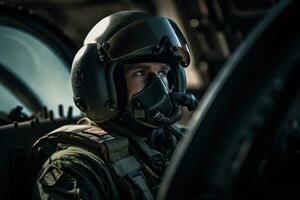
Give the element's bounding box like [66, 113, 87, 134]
[176, 65, 187, 93]
[71, 44, 117, 122]
[169, 64, 186, 93]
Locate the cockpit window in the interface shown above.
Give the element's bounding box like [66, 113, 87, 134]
[0, 83, 30, 114]
[0, 25, 79, 116]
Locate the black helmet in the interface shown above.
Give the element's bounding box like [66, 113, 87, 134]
[71, 10, 191, 123]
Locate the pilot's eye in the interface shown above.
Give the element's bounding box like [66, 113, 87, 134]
[158, 69, 169, 77]
[133, 70, 146, 77]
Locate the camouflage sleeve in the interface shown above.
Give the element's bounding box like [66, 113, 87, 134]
[32, 146, 120, 200]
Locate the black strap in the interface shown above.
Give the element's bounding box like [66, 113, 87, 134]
[100, 121, 167, 176]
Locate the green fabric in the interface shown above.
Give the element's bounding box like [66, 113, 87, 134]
[32, 146, 120, 200]
[101, 121, 164, 160]
[31, 123, 178, 200]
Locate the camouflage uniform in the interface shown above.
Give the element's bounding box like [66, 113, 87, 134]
[31, 123, 176, 200]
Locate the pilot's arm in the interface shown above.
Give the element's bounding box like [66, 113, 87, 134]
[32, 146, 119, 200]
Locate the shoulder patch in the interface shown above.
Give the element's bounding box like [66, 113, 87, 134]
[39, 165, 64, 186]
[82, 127, 108, 136]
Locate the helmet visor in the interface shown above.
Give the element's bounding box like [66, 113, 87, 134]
[107, 17, 190, 66]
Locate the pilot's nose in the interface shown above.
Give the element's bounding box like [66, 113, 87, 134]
[148, 72, 158, 79]
[146, 72, 169, 87]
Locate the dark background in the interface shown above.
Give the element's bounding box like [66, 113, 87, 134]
[1, 0, 279, 93]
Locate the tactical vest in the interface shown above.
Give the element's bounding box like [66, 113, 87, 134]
[30, 124, 161, 200]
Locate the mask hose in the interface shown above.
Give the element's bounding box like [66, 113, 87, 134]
[149, 92, 198, 126]
[170, 92, 198, 111]
[150, 105, 181, 126]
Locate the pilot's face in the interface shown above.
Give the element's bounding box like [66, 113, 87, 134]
[124, 62, 170, 110]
